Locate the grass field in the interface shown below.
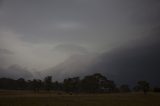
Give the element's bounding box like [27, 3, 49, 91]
[0, 91, 160, 106]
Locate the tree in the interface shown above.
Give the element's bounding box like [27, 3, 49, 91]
[133, 85, 140, 92]
[30, 79, 42, 93]
[80, 74, 100, 93]
[137, 81, 150, 94]
[0, 73, 117, 93]
[120, 84, 130, 92]
[80, 73, 116, 93]
[0, 78, 17, 90]
[52, 81, 62, 91]
[44, 76, 52, 92]
[16, 78, 27, 90]
[63, 77, 80, 93]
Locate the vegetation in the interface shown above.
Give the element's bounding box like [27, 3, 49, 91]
[137, 81, 150, 94]
[0, 73, 159, 94]
[120, 84, 131, 93]
[0, 73, 160, 106]
[0, 73, 117, 93]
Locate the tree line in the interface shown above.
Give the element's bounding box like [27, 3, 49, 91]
[0, 73, 159, 94]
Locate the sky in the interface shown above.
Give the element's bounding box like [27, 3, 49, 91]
[0, 0, 160, 72]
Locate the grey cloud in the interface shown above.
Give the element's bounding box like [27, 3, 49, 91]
[0, 48, 14, 68]
[1, 0, 159, 44]
[130, 1, 160, 26]
[0, 0, 160, 83]
[53, 44, 88, 54]
[0, 0, 3, 7]
[0, 48, 14, 55]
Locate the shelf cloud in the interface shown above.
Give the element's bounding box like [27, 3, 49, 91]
[0, 0, 160, 84]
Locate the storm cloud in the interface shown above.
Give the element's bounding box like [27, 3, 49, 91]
[0, 0, 160, 83]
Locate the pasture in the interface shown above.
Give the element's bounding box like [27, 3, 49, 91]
[0, 91, 160, 106]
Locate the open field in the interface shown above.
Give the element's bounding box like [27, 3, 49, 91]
[0, 91, 160, 106]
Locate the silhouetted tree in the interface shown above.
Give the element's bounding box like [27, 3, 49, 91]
[94, 73, 116, 93]
[120, 84, 130, 92]
[101, 80, 116, 93]
[44, 76, 52, 92]
[16, 78, 27, 90]
[137, 81, 150, 94]
[80, 74, 99, 93]
[63, 77, 80, 93]
[133, 85, 140, 92]
[29, 79, 42, 93]
[80, 73, 116, 93]
[0, 78, 17, 90]
[0, 73, 117, 93]
[52, 81, 63, 91]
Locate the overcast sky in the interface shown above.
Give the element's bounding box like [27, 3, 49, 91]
[0, 0, 160, 71]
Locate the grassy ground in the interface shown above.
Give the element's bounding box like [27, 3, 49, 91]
[0, 91, 160, 106]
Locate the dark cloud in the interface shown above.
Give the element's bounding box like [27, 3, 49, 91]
[0, 0, 160, 84]
[0, 48, 14, 55]
[90, 27, 160, 86]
